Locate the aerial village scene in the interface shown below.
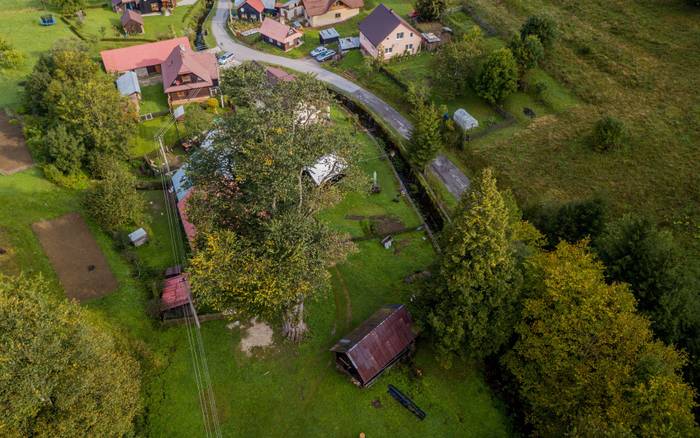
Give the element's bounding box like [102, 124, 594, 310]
[1, 0, 699, 435]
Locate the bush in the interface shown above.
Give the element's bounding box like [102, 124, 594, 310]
[414, 0, 446, 21]
[475, 48, 519, 104]
[525, 198, 606, 248]
[591, 116, 627, 152]
[520, 15, 557, 48]
[508, 34, 544, 73]
[45, 124, 85, 175]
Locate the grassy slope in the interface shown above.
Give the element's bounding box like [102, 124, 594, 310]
[460, 0, 700, 245]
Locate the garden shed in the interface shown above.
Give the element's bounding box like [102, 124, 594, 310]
[330, 304, 416, 387]
[338, 36, 360, 52]
[453, 108, 479, 131]
[305, 154, 346, 186]
[128, 227, 148, 246]
[319, 27, 340, 44]
[121, 9, 144, 34]
[160, 273, 192, 319]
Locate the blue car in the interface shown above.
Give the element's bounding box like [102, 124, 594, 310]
[217, 52, 235, 66]
[310, 46, 327, 57]
[315, 49, 336, 62]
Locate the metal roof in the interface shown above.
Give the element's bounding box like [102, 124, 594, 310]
[330, 304, 415, 385]
[338, 36, 360, 51]
[305, 154, 346, 186]
[116, 71, 141, 97]
[319, 28, 340, 40]
[359, 4, 416, 47]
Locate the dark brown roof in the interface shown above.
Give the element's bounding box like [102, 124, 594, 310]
[330, 304, 415, 384]
[302, 0, 363, 17]
[359, 3, 416, 47]
[266, 66, 296, 84]
[161, 45, 219, 93]
[121, 9, 144, 26]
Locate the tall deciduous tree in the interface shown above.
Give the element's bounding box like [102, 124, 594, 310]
[507, 34, 544, 74]
[432, 27, 484, 95]
[505, 241, 697, 436]
[475, 48, 518, 104]
[0, 274, 140, 436]
[187, 67, 361, 340]
[24, 41, 137, 171]
[414, 0, 446, 21]
[85, 158, 147, 231]
[525, 198, 606, 248]
[424, 168, 522, 365]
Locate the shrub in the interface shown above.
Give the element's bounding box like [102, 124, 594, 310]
[414, 0, 446, 21]
[508, 34, 544, 73]
[592, 116, 627, 152]
[45, 124, 85, 175]
[520, 15, 557, 48]
[475, 48, 519, 104]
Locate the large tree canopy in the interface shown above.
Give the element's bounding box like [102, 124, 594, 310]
[0, 274, 141, 437]
[421, 168, 528, 365]
[24, 40, 137, 172]
[187, 63, 361, 340]
[432, 27, 485, 96]
[505, 241, 697, 436]
[475, 48, 519, 104]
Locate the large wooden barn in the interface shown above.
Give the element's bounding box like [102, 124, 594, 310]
[330, 304, 416, 387]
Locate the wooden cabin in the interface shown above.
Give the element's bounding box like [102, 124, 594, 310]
[121, 9, 145, 34]
[160, 272, 192, 319]
[330, 304, 416, 387]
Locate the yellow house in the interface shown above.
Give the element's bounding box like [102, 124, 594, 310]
[302, 0, 363, 28]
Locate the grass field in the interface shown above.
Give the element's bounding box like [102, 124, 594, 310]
[0, 104, 512, 436]
[455, 0, 700, 250]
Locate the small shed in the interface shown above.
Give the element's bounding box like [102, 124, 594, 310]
[116, 71, 141, 111]
[420, 32, 441, 51]
[319, 28, 340, 45]
[121, 9, 144, 34]
[128, 228, 148, 246]
[160, 273, 192, 319]
[453, 108, 479, 131]
[330, 304, 416, 387]
[338, 36, 360, 52]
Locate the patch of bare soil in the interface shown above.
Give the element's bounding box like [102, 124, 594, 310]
[32, 213, 118, 302]
[240, 318, 274, 356]
[370, 215, 406, 236]
[0, 112, 32, 175]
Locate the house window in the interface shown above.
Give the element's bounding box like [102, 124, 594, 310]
[406, 44, 413, 51]
[384, 47, 392, 53]
[410, 32, 413, 37]
[396, 32, 404, 39]
[335, 12, 341, 18]
[150, 2, 159, 12]
[181, 74, 191, 83]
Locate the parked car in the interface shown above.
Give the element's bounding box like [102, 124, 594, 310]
[218, 52, 235, 66]
[315, 49, 336, 62]
[310, 46, 327, 57]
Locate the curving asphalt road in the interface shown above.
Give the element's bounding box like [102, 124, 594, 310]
[210, 0, 470, 198]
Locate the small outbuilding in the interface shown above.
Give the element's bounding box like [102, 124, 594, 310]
[338, 36, 360, 52]
[128, 227, 148, 247]
[116, 71, 141, 111]
[330, 304, 416, 387]
[121, 9, 144, 34]
[319, 27, 340, 44]
[160, 273, 192, 319]
[453, 108, 479, 131]
[420, 32, 440, 51]
[305, 154, 346, 186]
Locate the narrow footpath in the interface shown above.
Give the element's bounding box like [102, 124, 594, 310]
[210, 0, 470, 198]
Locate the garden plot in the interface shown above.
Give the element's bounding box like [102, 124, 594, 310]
[0, 112, 33, 175]
[32, 213, 118, 301]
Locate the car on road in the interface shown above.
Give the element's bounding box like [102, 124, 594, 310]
[217, 52, 235, 66]
[315, 49, 336, 62]
[310, 46, 327, 57]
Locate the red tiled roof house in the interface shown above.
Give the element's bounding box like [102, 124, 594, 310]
[100, 38, 219, 107]
[359, 4, 421, 60]
[259, 18, 303, 51]
[236, 0, 265, 21]
[161, 44, 220, 106]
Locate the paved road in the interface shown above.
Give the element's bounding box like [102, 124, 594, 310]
[211, 1, 469, 198]
[429, 155, 470, 198]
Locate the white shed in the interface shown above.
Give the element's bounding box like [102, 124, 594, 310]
[453, 108, 479, 131]
[128, 228, 148, 247]
[305, 154, 347, 186]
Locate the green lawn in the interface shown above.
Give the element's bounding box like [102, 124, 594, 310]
[139, 84, 170, 114]
[130, 116, 178, 157]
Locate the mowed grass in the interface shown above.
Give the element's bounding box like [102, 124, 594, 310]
[139, 83, 170, 114]
[461, 0, 700, 247]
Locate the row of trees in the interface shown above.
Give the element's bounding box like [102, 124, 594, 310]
[187, 63, 362, 340]
[416, 169, 699, 434]
[434, 15, 556, 105]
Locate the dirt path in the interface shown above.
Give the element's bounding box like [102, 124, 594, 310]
[0, 112, 33, 175]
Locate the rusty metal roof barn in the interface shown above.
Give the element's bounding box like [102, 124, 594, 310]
[330, 304, 416, 387]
